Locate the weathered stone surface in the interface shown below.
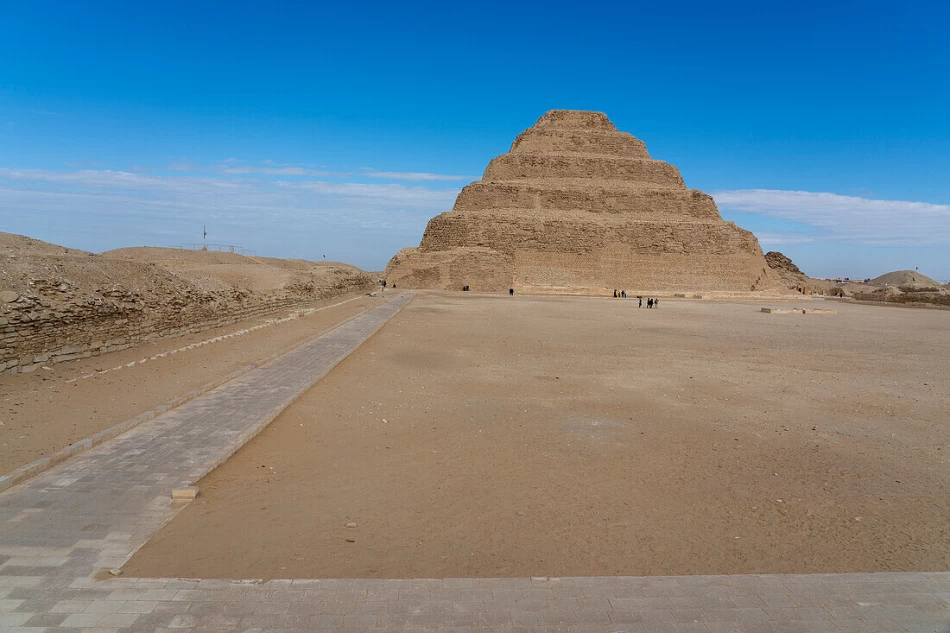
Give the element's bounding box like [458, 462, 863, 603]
[387, 109, 783, 293]
[171, 486, 199, 500]
[0, 238, 376, 374]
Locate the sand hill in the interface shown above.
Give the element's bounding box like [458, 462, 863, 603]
[868, 270, 942, 289]
[386, 110, 783, 293]
[837, 269, 948, 308]
[0, 234, 374, 374]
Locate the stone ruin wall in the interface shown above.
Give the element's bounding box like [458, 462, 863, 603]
[386, 110, 782, 293]
[0, 275, 373, 376]
[388, 247, 513, 291]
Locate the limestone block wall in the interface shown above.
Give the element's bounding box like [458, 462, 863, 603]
[531, 110, 617, 130]
[510, 129, 650, 158]
[386, 247, 512, 291]
[421, 215, 763, 257]
[483, 155, 685, 188]
[512, 251, 776, 292]
[452, 183, 720, 220]
[0, 277, 373, 375]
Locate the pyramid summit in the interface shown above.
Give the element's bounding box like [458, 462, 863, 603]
[386, 110, 782, 293]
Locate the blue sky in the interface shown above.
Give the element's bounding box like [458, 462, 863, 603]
[1, 1, 948, 279]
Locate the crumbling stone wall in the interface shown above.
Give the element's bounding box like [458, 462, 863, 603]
[0, 275, 372, 375]
[386, 110, 783, 293]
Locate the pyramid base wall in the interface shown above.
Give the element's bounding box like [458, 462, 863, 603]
[385, 247, 513, 291]
[511, 250, 780, 292]
[386, 246, 783, 293]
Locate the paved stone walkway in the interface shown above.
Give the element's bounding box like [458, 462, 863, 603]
[0, 291, 947, 633]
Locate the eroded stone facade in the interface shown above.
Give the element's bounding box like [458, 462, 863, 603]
[0, 275, 373, 375]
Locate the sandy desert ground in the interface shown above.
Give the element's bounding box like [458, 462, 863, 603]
[125, 293, 949, 579]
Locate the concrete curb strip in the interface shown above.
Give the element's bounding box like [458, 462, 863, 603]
[0, 292, 399, 493]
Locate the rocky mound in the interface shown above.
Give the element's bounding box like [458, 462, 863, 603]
[1, 234, 374, 374]
[386, 110, 783, 293]
[765, 251, 807, 285]
[868, 270, 942, 289]
[764, 251, 839, 295]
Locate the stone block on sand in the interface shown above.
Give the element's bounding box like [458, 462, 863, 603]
[171, 486, 198, 500]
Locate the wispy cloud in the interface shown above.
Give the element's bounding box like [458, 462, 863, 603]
[127, 161, 474, 183]
[285, 180, 457, 203]
[362, 170, 474, 182]
[217, 165, 337, 177]
[713, 189, 950, 246]
[753, 232, 817, 246]
[0, 166, 459, 266]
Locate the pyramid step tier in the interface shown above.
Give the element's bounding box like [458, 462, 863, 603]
[483, 154, 686, 188]
[389, 245, 775, 292]
[419, 211, 764, 256]
[454, 182, 720, 219]
[509, 128, 651, 159]
[533, 110, 617, 131]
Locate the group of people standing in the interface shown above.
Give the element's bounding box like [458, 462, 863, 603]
[613, 289, 659, 308]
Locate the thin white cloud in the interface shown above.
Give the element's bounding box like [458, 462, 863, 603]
[363, 170, 474, 182]
[713, 189, 950, 246]
[217, 165, 337, 177]
[754, 232, 817, 246]
[0, 167, 458, 238]
[284, 180, 457, 204]
[124, 161, 472, 183]
[1, 168, 176, 190]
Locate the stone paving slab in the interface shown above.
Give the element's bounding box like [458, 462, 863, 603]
[0, 290, 947, 632]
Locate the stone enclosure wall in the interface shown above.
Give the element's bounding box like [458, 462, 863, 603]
[0, 277, 373, 375]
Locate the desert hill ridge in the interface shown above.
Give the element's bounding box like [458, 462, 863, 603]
[1, 236, 369, 299]
[760, 249, 948, 305]
[868, 270, 942, 288]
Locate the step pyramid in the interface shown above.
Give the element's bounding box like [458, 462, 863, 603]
[385, 110, 782, 293]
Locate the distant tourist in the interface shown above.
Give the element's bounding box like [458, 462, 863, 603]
[654, 297, 659, 308]
[509, 288, 514, 296]
[621, 290, 626, 299]
[648, 298, 653, 308]
[613, 289, 617, 298]
[638, 297, 642, 308]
